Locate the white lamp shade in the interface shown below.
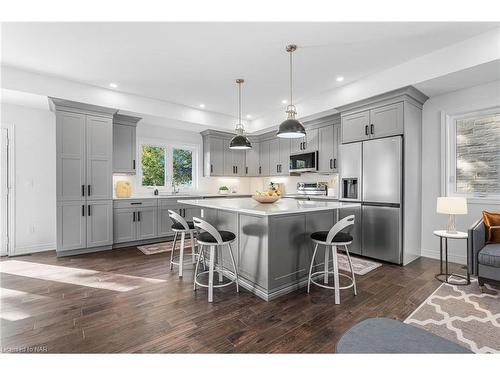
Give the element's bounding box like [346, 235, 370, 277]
[436, 197, 468, 215]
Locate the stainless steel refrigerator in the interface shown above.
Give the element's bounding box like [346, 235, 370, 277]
[339, 136, 403, 264]
[362, 136, 402, 264]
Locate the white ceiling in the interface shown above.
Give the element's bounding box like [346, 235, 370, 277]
[1, 22, 498, 119]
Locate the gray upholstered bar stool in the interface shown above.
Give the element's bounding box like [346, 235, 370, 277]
[307, 215, 357, 304]
[192, 217, 239, 303]
[168, 209, 200, 278]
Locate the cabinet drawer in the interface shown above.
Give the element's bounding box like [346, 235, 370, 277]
[113, 199, 157, 209]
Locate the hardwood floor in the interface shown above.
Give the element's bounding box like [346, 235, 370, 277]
[0, 247, 453, 353]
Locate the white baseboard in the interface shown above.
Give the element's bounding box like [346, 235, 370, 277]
[12, 243, 56, 256]
[421, 248, 467, 265]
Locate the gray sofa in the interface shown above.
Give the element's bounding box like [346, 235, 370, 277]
[468, 218, 500, 288]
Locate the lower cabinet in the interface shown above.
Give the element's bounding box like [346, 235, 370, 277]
[57, 200, 113, 252]
[113, 206, 158, 243]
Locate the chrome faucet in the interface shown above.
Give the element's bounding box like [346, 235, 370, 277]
[172, 179, 180, 194]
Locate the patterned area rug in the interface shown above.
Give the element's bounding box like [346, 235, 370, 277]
[405, 277, 500, 353]
[138, 241, 381, 275]
[138, 241, 193, 255]
[337, 253, 382, 275]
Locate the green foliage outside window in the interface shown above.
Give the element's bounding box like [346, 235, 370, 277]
[173, 148, 193, 186]
[141, 145, 165, 186]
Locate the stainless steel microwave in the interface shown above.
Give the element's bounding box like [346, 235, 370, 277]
[289, 151, 318, 173]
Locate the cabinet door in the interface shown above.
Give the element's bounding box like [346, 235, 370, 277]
[245, 141, 260, 176]
[86, 200, 113, 248]
[259, 140, 270, 176]
[233, 149, 246, 176]
[223, 139, 234, 176]
[341, 110, 370, 143]
[113, 123, 136, 173]
[158, 206, 176, 237]
[318, 125, 335, 173]
[137, 206, 158, 240]
[303, 128, 318, 152]
[56, 111, 86, 202]
[269, 139, 280, 175]
[57, 201, 86, 251]
[369, 102, 404, 139]
[184, 207, 202, 222]
[210, 137, 224, 176]
[86, 115, 112, 200]
[113, 208, 137, 243]
[278, 138, 290, 175]
[332, 124, 340, 172]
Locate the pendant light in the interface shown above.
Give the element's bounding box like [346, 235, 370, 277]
[229, 78, 252, 149]
[277, 44, 306, 138]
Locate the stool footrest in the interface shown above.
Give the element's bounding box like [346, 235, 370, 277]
[309, 271, 355, 290]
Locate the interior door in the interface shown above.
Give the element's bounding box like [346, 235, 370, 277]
[362, 136, 402, 204]
[86, 115, 112, 200]
[0, 127, 8, 256]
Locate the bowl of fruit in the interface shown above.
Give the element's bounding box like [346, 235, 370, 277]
[252, 183, 282, 203]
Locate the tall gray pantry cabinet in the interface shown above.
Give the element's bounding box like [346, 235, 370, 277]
[52, 98, 115, 255]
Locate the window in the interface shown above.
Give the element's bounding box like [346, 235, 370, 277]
[443, 108, 500, 199]
[141, 145, 166, 186]
[139, 142, 197, 191]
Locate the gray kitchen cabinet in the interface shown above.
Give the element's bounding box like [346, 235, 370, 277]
[113, 114, 140, 174]
[259, 140, 271, 176]
[183, 207, 202, 222]
[291, 128, 318, 154]
[341, 110, 370, 143]
[113, 208, 137, 243]
[86, 200, 113, 248]
[223, 139, 246, 176]
[56, 111, 86, 202]
[203, 135, 224, 176]
[245, 141, 260, 176]
[318, 124, 340, 173]
[57, 201, 86, 251]
[158, 206, 175, 237]
[369, 102, 404, 139]
[86, 115, 113, 200]
[269, 138, 290, 176]
[136, 206, 158, 240]
[279, 138, 291, 175]
[341, 102, 404, 143]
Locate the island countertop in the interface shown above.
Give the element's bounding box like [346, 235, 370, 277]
[178, 197, 360, 216]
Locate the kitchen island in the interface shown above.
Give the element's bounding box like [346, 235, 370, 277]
[178, 197, 360, 301]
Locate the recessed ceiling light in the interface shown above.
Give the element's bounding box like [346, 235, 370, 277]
[246, 114, 252, 119]
[109, 83, 118, 88]
[336, 76, 344, 82]
[281, 99, 288, 104]
[199, 104, 205, 108]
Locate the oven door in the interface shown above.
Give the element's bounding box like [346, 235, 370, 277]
[289, 152, 317, 173]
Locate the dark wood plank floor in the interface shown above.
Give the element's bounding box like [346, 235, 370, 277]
[0, 247, 453, 353]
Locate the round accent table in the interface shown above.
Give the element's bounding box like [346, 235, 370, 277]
[433, 230, 470, 285]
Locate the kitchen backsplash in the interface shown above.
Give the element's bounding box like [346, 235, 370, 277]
[113, 173, 338, 197]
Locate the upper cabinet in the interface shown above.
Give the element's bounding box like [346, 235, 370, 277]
[223, 139, 246, 176]
[339, 86, 427, 144]
[245, 140, 260, 176]
[202, 135, 225, 176]
[318, 124, 340, 173]
[259, 139, 271, 177]
[291, 128, 318, 154]
[113, 114, 140, 174]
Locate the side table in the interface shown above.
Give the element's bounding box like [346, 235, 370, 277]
[433, 230, 470, 285]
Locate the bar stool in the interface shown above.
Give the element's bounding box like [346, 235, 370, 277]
[192, 217, 239, 303]
[168, 209, 199, 277]
[307, 215, 357, 304]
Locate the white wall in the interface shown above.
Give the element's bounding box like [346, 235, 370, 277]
[1, 103, 56, 255]
[421, 80, 500, 264]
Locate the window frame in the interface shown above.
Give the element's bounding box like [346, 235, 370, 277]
[441, 106, 500, 203]
[137, 138, 199, 192]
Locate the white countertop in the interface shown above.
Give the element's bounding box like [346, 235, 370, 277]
[113, 193, 251, 200]
[178, 197, 360, 216]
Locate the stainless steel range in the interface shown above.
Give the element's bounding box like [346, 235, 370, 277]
[296, 182, 328, 196]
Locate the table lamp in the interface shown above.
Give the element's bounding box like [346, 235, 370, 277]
[436, 197, 468, 234]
